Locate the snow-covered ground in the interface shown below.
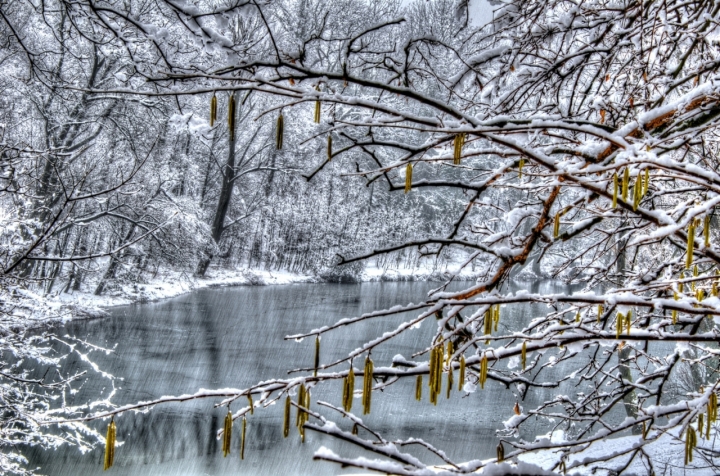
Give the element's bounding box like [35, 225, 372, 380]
[45, 262, 492, 321]
[45, 268, 319, 320]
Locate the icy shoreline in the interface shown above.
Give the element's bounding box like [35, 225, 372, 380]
[44, 264, 487, 322]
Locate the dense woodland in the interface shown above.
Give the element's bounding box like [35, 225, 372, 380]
[3, 0, 720, 474]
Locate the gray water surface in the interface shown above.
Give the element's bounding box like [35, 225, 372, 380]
[28, 280, 581, 475]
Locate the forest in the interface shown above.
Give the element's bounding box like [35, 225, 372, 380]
[2, 0, 720, 474]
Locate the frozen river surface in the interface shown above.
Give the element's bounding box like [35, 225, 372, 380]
[27, 280, 578, 475]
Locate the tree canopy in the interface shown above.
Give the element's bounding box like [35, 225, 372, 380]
[3, 0, 720, 474]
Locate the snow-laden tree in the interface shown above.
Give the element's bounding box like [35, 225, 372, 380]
[5, 0, 720, 474]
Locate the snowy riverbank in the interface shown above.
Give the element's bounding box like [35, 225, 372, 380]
[43, 263, 490, 321]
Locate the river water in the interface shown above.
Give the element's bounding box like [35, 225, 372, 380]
[27, 280, 583, 475]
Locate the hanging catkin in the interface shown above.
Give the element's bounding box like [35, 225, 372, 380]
[283, 396, 291, 438]
[240, 418, 247, 460]
[405, 163, 413, 194]
[598, 304, 604, 324]
[458, 355, 466, 391]
[210, 94, 217, 127]
[612, 172, 618, 208]
[104, 418, 116, 471]
[228, 94, 236, 142]
[621, 168, 630, 201]
[494, 305, 501, 332]
[343, 366, 355, 412]
[296, 385, 306, 428]
[247, 394, 254, 415]
[633, 173, 642, 210]
[521, 341, 527, 370]
[480, 354, 488, 389]
[626, 310, 632, 335]
[276, 113, 284, 149]
[685, 427, 697, 465]
[705, 215, 711, 247]
[314, 336, 320, 377]
[314, 86, 321, 123]
[484, 307, 493, 336]
[616, 312, 624, 339]
[496, 442, 505, 462]
[362, 356, 373, 415]
[518, 158, 525, 179]
[687, 222, 696, 269]
[553, 212, 560, 238]
[327, 135, 332, 162]
[709, 393, 718, 422]
[643, 168, 650, 196]
[222, 410, 232, 457]
[446, 362, 453, 399]
[453, 133, 465, 165]
[699, 414, 705, 439]
[415, 375, 422, 401]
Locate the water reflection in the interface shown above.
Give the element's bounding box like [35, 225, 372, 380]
[28, 280, 593, 475]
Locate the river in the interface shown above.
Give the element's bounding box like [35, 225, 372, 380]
[27, 280, 582, 475]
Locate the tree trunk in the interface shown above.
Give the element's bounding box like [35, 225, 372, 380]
[94, 225, 135, 295]
[195, 93, 238, 277]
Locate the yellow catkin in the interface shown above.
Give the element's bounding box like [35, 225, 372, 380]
[210, 94, 217, 127]
[223, 411, 232, 457]
[643, 168, 650, 196]
[314, 336, 320, 377]
[575, 311, 580, 323]
[699, 414, 705, 439]
[415, 375, 422, 401]
[428, 347, 436, 403]
[598, 304, 604, 324]
[240, 418, 246, 460]
[362, 356, 373, 415]
[497, 442, 504, 462]
[633, 174, 641, 210]
[622, 168, 630, 201]
[228, 94, 236, 142]
[103, 419, 116, 471]
[276, 114, 284, 149]
[283, 396, 291, 438]
[494, 305, 501, 332]
[248, 394, 254, 415]
[343, 366, 355, 412]
[327, 135, 332, 162]
[405, 163, 413, 194]
[446, 341, 454, 365]
[713, 281, 718, 297]
[480, 354, 488, 389]
[431, 346, 442, 404]
[685, 427, 697, 465]
[484, 307, 493, 336]
[616, 312, 624, 339]
[612, 173, 618, 208]
[626, 310, 632, 335]
[687, 222, 696, 269]
[435, 346, 443, 402]
[553, 212, 560, 238]
[521, 341, 527, 370]
[446, 362, 453, 399]
[459, 355, 466, 391]
[673, 291, 679, 324]
[518, 158, 525, 179]
[296, 385, 306, 428]
[453, 133, 465, 165]
[705, 216, 711, 248]
[710, 393, 718, 422]
[314, 86, 321, 123]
